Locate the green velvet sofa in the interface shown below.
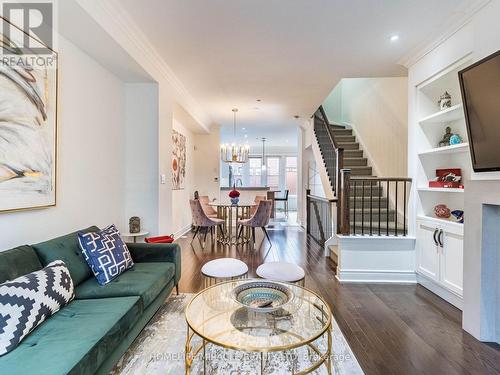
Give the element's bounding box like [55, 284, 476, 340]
[0, 226, 181, 375]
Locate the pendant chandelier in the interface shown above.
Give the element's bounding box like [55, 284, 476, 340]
[220, 108, 250, 163]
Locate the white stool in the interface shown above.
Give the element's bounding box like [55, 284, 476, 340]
[201, 258, 249, 288]
[256, 262, 305, 286]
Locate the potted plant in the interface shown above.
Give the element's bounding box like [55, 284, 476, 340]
[229, 185, 240, 205]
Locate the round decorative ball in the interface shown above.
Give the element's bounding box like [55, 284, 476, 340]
[434, 204, 451, 219]
[449, 134, 462, 145]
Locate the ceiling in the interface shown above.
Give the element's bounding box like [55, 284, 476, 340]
[59, 1, 154, 83]
[118, 0, 471, 130]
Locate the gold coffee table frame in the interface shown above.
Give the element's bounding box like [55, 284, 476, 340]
[185, 279, 333, 374]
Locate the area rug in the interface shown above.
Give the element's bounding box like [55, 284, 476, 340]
[111, 294, 364, 375]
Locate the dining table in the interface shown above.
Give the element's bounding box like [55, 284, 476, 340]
[208, 200, 256, 245]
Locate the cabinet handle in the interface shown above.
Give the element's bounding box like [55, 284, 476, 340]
[433, 228, 439, 246]
[438, 229, 444, 248]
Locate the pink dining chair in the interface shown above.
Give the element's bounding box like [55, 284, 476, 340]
[237, 200, 273, 245]
[190, 199, 224, 247]
[198, 195, 218, 218]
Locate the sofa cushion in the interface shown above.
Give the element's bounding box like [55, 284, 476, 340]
[0, 260, 75, 356]
[0, 245, 42, 284]
[0, 296, 142, 375]
[77, 225, 134, 285]
[32, 226, 99, 286]
[75, 262, 175, 308]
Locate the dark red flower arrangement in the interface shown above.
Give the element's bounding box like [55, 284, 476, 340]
[229, 186, 240, 198]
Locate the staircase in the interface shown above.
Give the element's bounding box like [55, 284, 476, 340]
[308, 106, 414, 284]
[313, 113, 403, 236]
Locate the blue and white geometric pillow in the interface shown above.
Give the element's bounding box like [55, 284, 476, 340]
[0, 260, 75, 356]
[78, 225, 134, 285]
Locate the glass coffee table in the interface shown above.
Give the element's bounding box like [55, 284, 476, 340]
[185, 279, 332, 374]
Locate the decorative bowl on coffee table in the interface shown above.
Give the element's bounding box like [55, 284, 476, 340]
[231, 281, 293, 313]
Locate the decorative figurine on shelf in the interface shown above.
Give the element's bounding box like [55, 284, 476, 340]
[449, 134, 462, 145]
[451, 210, 464, 224]
[442, 172, 461, 183]
[129, 216, 141, 234]
[229, 185, 240, 205]
[438, 91, 452, 110]
[434, 204, 451, 219]
[438, 126, 453, 147]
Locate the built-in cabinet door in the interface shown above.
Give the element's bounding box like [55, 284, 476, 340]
[440, 230, 464, 296]
[416, 222, 440, 282]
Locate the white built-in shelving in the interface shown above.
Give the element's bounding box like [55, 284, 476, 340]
[418, 103, 464, 125]
[415, 56, 472, 220]
[418, 143, 469, 156]
[417, 187, 464, 193]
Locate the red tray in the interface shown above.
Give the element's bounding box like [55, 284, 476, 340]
[145, 235, 174, 244]
[429, 181, 463, 189]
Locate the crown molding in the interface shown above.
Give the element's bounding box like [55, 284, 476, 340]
[398, 0, 492, 68]
[76, 0, 212, 132]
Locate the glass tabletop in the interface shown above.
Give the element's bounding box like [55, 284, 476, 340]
[185, 279, 331, 352]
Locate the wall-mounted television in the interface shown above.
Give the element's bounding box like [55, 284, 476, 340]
[459, 49, 500, 172]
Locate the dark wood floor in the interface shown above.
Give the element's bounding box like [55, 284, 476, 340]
[176, 223, 500, 375]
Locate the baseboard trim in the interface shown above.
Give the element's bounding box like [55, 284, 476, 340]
[173, 224, 192, 239]
[417, 273, 463, 310]
[337, 269, 417, 284]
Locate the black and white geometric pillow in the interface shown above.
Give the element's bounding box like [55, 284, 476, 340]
[0, 260, 74, 356]
[78, 224, 134, 286]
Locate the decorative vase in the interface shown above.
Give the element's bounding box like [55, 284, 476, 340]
[129, 216, 140, 233]
[230, 197, 239, 205]
[451, 210, 464, 223]
[438, 91, 452, 110]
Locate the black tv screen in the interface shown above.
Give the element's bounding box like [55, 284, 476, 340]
[459, 50, 500, 172]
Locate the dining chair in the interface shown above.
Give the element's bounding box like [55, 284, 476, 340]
[250, 195, 267, 216]
[237, 200, 273, 245]
[273, 189, 289, 217]
[199, 195, 218, 218]
[190, 199, 224, 247]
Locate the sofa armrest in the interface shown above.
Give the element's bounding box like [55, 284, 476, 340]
[127, 242, 181, 285]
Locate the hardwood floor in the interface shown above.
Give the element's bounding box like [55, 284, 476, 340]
[176, 222, 500, 375]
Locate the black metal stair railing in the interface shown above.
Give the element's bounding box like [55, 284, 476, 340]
[338, 171, 412, 236]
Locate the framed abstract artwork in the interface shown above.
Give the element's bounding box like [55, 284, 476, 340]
[172, 129, 186, 190]
[0, 17, 58, 212]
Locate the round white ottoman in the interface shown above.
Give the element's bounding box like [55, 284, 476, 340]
[256, 262, 305, 286]
[201, 258, 249, 288]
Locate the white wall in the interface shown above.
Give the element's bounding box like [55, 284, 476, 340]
[0, 37, 127, 249]
[406, 0, 500, 342]
[124, 83, 159, 235]
[324, 77, 409, 177]
[193, 128, 221, 200]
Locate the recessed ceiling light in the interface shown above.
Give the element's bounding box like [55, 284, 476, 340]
[242, 127, 246, 130]
[390, 34, 399, 42]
